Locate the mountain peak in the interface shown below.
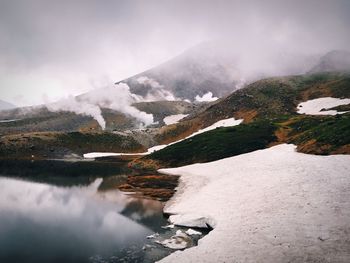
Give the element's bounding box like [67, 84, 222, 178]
[0, 99, 16, 111]
[118, 41, 318, 102]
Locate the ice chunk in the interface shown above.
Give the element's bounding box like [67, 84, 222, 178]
[155, 230, 192, 250]
[185, 229, 202, 236]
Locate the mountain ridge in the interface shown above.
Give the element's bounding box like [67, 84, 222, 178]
[0, 99, 16, 111]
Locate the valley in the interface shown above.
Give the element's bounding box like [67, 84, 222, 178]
[1, 48, 350, 263]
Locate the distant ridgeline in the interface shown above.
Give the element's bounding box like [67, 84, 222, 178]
[0, 99, 16, 111]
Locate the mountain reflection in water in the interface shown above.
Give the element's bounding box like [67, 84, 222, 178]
[0, 166, 170, 263]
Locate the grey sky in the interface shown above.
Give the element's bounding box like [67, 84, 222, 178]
[0, 0, 349, 106]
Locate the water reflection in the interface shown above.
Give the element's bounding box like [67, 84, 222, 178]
[0, 176, 168, 263]
[0, 159, 132, 187]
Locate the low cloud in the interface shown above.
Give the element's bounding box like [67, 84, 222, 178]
[1, 0, 350, 107]
[135, 76, 179, 101]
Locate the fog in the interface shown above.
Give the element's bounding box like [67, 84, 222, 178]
[0, 0, 349, 107]
[134, 76, 179, 101]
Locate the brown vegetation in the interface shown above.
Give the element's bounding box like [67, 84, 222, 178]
[118, 174, 179, 201]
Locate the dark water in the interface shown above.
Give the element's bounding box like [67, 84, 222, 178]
[0, 160, 174, 263]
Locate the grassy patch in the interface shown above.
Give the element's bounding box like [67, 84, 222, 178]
[143, 120, 277, 167]
[135, 112, 350, 169]
[287, 113, 350, 153]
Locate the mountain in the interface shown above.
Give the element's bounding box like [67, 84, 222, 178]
[1, 42, 320, 136]
[118, 43, 240, 101]
[309, 50, 350, 73]
[0, 100, 16, 111]
[118, 41, 317, 102]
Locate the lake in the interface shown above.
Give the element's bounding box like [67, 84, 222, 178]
[0, 160, 175, 263]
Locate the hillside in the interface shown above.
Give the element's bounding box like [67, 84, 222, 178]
[150, 72, 350, 144]
[0, 100, 200, 135]
[0, 100, 205, 159]
[0, 131, 146, 160]
[1, 72, 349, 161]
[132, 72, 350, 168]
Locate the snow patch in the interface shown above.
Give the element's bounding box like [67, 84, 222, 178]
[297, 97, 350, 115]
[195, 92, 218, 102]
[161, 224, 175, 229]
[163, 114, 188, 125]
[84, 117, 242, 158]
[146, 117, 242, 155]
[83, 152, 147, 159]
[189, 117, 242, 138]
[158, 144, 350, 262]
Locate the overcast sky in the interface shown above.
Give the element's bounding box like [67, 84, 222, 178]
[0, 0, 349, 106]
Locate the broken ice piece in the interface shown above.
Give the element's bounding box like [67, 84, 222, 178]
[155, 230, 192, 250]
[185, 228, 202, 236]
[161, 224, 175, 229]
[142, 244, 156, 250]
[146, 233, 160, 239]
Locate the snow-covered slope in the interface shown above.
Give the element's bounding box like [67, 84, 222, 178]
[297, 97, 350, 115]
[159, 144, 350, 262]
[163, 114, 188, 125]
